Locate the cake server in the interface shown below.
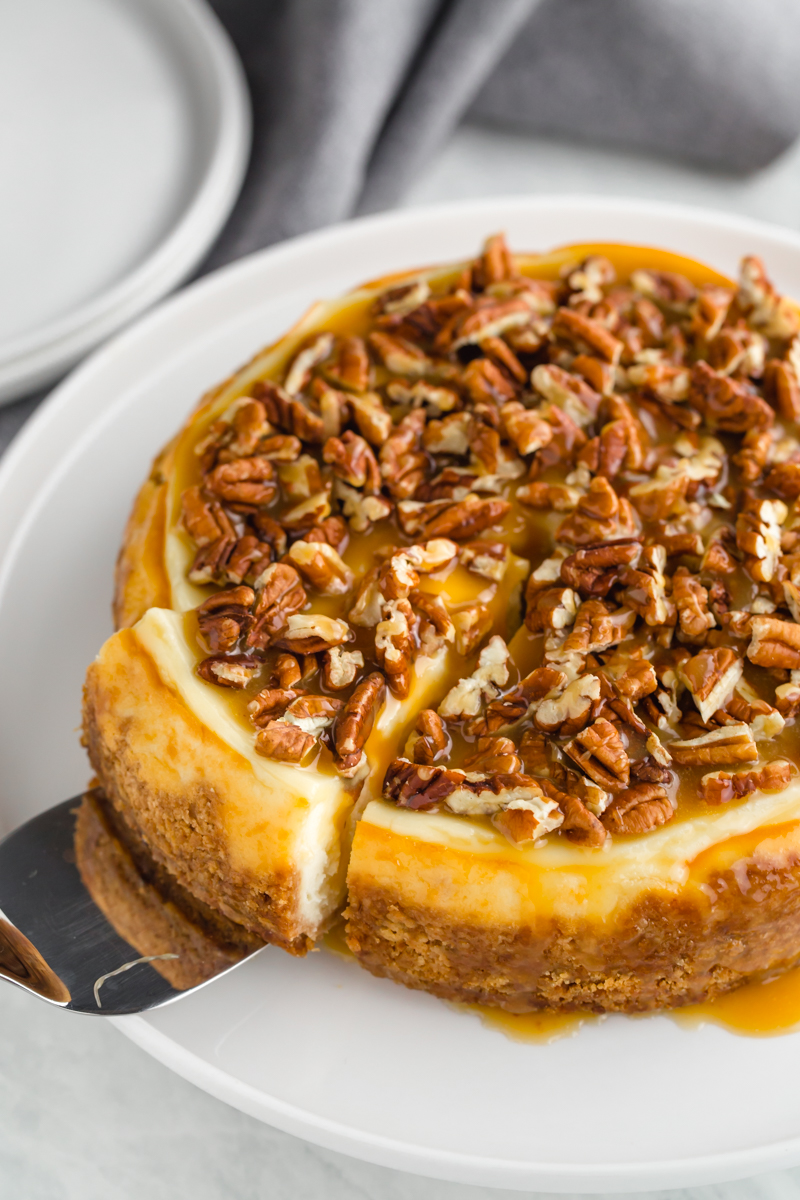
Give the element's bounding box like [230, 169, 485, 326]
[0, 791, 261, 1015]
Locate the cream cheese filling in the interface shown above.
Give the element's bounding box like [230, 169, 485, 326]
[357, 788, 800, 923]
[134, 607, 351, 929]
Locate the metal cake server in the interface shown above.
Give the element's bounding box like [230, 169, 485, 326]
[0, 794, 261, 1015]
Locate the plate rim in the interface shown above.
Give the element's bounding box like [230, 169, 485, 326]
[0, 0, 251, 402]
[7, 193, 800, 1190]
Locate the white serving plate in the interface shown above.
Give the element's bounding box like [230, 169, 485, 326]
[0, 0, 249, 403]
[3, 197, 800, 1192]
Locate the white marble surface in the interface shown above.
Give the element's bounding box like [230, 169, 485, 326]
[7, 122, 800, 1198]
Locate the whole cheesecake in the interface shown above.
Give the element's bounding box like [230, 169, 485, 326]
[82, 234, 800, 1011]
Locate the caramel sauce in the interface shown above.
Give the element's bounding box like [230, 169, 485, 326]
[468, 971, 800, 1044]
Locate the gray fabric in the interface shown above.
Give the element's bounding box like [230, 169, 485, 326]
[207, 0, 800, 268]
[206, 0, 537, 264]
[470, 0, 800, 173]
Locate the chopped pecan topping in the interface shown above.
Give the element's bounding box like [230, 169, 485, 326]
[399, 493, 511, 541]
[323, 431, 381, 491]
[531, 363, 602, 426]
[737, 256, 800, 339]
[558, 792, 608, 847]
[177, 233, 800, 837]
[564, 718, 630, 791]
[458, 540, 509, 581]
[438, 636, 510, 721]
[280, 490, 332, 533]
[776, 670, 800, 718]
[551, 307, 623, 365]
[601, 785, 673, 834]
[324, 335, 371, 393]
[254, 380, 325, 443]
[699, 759, 794, 804]
[689, 361, 774, 432]
[516, 481, 582, 511]
[557, 476, 638, 546]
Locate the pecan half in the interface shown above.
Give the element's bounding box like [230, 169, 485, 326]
[334, 671, 386, 774]
[180, 486, 235, 547]
[196, 653, 260, 689]
[322, 646, 364, 690]
[564, 718, 630, 791]
[285, 539, 354, 595]
[689, 361, 774, 432]
[274, 614, 350, 654]
[679, 646, 742, 722]
[673, 567, 715, 644]
[195, 585, 254, 652]
[560, 539, 641, 597]
[462, 736, 522, 775]
[764, 358, 800, 423]
[247, 687, 307, 727]
[451, 603, 493, 656]
[747, 615, 800, 669]
[736, 495, 787, 583]
[255, 720, 315, 763]
[406, 493, 511, 541]
[669, 723, 758, 765]
[323, 431, 381, 491]
[246, 563, 307, 650]
[375, 598, 415, 698]
[205, 456, 278, 510]
[601, 785, 673, 834]
[283, 332, 335, 396]
[409, 709, 451, 766]
[458, 540, 509, 581]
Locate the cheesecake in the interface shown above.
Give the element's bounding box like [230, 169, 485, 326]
[82, 234, 800, 1010]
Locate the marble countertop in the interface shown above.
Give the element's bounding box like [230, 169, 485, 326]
[5, 122, 800, 1199]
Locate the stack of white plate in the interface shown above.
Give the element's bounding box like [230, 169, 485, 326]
[0, 0, 250, 405]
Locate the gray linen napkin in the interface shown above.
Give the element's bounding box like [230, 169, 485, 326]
[206, 0, 800, 267]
